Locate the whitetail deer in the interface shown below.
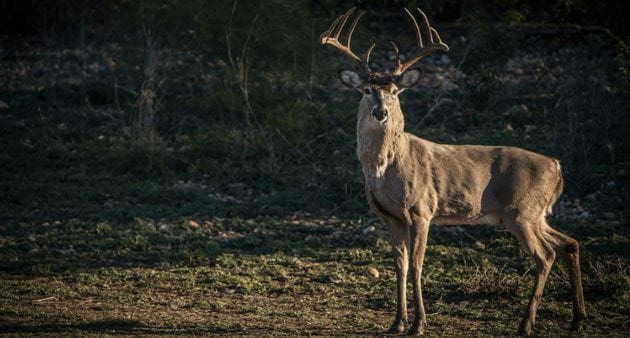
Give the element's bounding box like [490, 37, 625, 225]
[320, 8, 586, 336]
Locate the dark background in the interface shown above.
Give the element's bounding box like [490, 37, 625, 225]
[0, 1, 628, 335]
[0, 0, 627, 218]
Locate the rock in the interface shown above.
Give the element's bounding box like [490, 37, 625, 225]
[602, 212, 616, 220]
[440, 80, 459, 91]
[66, 77, 82, 85]
[189, 220, 199, 228]
[505, 267, 517, 274]
[0, 100, 9, 110]
[362, 226, 376, 234]
[585, 193, 598, 201]
[366, 267, 380, 279]
[472, 241, 486, 250]
[88, 62, 100, 72]
[506, 59, 524, 75]
[506, 104, 529, 115]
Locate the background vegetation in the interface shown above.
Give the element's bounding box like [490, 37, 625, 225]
[1, 0, 628, 335]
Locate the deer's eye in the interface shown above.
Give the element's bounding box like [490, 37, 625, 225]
[390, 87, 399, 95]
[363, 87, 372, 95]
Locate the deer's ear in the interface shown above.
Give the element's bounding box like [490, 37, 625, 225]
[397, 68, 422, 88]
[338, 70, 364, 89]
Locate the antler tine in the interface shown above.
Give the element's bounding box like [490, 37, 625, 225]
[365, 42, 376, 67]
[346, 10, 364, 50]
[393, 8, 449, 75]
[333, 8, 354, 39]
[389, 40, 401, 70]
[320, 14, 342, 40]
[320, 7, 369, 69]
[429, 27, 446, 46]
[416, 8, 433, 45]
[403, 8, 423, 48]
[416, 8, 448, 48]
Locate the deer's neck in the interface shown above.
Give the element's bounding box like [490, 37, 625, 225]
[356, 104, 408, 189]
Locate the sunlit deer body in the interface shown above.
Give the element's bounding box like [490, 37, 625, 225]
[321, 8, 586, 336]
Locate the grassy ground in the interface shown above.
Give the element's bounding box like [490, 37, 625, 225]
[1, 12, 629, 337]
[1, 215, 628, 336]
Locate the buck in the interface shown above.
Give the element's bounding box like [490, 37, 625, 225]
[320, 8, 586, 336]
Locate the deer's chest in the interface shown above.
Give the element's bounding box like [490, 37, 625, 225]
[365, 165, 412, 208]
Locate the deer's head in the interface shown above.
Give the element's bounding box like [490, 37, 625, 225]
[321, 8, 448, 128]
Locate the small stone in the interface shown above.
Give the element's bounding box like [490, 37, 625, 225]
[362, 226, 376, 234]
[88, 62, 100, 72]
[440, 80, 459, 91]
[214, 232, 228, 241]
[366, 267, 380, 279]
[472, 241, 486, 250]
[602, 212, 616, 220]
[504, 267, 517, 274]
[67, 77, 81, 85]
[510, 104, 529, 114]
[189, 220, 199, 228]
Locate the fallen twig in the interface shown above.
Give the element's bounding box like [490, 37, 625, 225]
[32, 296, 57, 303]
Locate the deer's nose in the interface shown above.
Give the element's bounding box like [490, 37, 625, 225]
[372, 106, 389, 122]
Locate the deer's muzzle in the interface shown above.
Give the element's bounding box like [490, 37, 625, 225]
[372, 106, 389, 123]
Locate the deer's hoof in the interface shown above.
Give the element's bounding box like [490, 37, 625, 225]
[517, 321, 534, 337]
[387, 321, 405, 335]
[570, 318, 585, 331]
[407, 320, 426, 336]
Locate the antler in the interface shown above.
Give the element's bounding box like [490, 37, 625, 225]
[320, 7, 374, 72]
[391, 8, 449, 75]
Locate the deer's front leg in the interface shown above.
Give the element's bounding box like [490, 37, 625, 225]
[367, 192, 410, 334]
[408, 217, 430, 336]
[386, 220, 410, 334]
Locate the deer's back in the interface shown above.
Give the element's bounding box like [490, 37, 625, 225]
[407, 135, 562, 224]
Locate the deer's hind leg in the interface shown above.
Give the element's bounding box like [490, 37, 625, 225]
[505, 215, 557, 336]
[544, 225, 587, 331]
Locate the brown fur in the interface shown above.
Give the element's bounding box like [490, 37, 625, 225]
[321, 7, 585, 335]
[352, 82, 586, 336]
